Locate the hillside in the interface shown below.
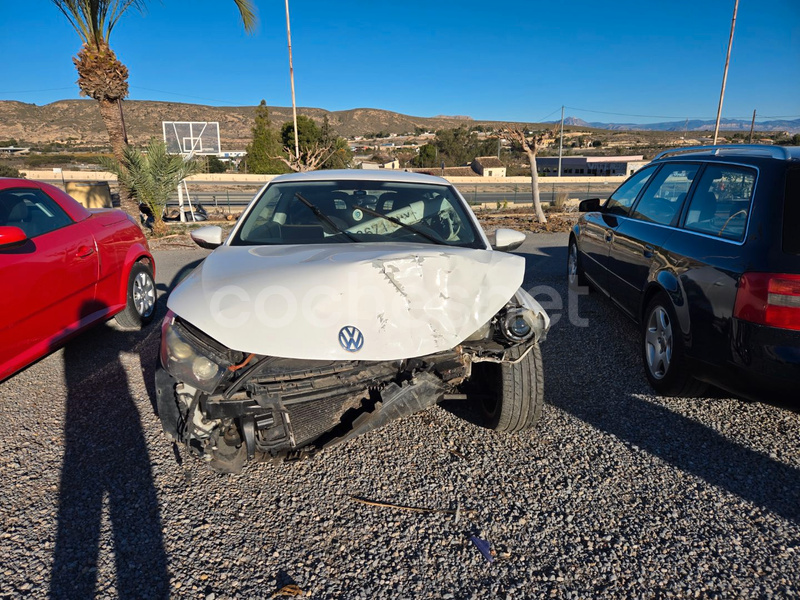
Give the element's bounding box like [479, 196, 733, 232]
[0, 100, 512, 150]
[2, 100, 795, 155]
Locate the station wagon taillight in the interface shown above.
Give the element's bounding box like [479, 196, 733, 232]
[734, 273, 800, 331]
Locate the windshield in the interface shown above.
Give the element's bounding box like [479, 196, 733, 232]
[231, 180, 484, 249]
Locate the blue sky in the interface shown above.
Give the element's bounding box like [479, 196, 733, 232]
[1, 0, 798, 125]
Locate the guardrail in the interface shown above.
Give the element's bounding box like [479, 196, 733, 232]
[23, 170, 624, 208]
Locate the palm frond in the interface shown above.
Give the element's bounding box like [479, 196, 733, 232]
[51, 0, 145, 46]
[231, 0, 257, 33]
[102, 138, 200, 217]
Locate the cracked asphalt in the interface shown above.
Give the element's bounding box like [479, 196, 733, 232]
[1, 232, 798, 599]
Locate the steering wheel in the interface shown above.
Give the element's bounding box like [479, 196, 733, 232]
[429, 209, 461, 241]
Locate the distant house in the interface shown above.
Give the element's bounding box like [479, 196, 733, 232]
[0, 146, 31, 156]
[536, 155, 647, 176]
[442, 166, 478, 177]
[408, 162, 501, 178]
[471, 156, 506, 177]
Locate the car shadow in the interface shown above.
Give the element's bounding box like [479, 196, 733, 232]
[49, 300, 169, 599]
[547, 386, 800, 523]
[543, 278, 800, 524]
[448, 240, 800, 524]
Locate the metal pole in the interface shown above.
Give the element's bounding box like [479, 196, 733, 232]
[177, 183, 186, 223]
[558, 105, 564, 177]
[285, 0, 300, 159]
[713, 0, 739, 145]
[117, 99, 128, 145]
[748, 109, 756, 143]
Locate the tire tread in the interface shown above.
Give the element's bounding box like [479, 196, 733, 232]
[495, 344, 544, 433]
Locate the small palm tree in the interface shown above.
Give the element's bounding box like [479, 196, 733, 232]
[102, 138, 201, 236]
[51, 0, 256, 219]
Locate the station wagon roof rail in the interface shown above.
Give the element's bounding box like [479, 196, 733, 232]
[652, 144, 797, 162]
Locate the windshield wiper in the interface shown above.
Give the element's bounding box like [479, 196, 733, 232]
[295, 192, 358, 242]
[352, 204, 443, 245]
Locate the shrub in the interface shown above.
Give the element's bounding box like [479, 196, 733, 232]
[0, 163, 21, 177]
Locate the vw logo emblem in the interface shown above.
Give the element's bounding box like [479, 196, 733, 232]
[339, 326, 364, 352]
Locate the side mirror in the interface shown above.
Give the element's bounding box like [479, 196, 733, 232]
[0, 226, 27, 248]
[491, 228, 526, 252]
[579, 198, 601, 212]
[190, 225, 224, 249]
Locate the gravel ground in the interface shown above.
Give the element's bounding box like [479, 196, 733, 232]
[1, 233, 798, 599]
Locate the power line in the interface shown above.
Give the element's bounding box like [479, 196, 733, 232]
[534, 107, 563, 123]
[0, 87, 75, 94]
[129, 86, 250, 106]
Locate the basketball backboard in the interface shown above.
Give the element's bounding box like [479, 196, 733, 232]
[162, 121, 221, 155]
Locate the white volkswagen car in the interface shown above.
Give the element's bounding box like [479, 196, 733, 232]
[155, 170, 550, 472]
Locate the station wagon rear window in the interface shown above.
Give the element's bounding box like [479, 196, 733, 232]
[683, 165, 755, 242]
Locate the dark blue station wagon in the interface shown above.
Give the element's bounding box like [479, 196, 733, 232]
[569, 145, 799, 401]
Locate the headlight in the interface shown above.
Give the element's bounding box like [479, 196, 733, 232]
[160, 311, 230, 393]
[496, 288, 551, 344]
[500, 308, 535, 343]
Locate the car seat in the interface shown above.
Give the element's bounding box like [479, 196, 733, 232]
[3, 196, 31, 235]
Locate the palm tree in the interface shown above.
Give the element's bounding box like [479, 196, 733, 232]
[51, 0, 256, 217]
[101, 138, 201, 236]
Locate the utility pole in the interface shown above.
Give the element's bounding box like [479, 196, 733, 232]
[558, 105, 564, 177]
[713, 0, 739, 145]
[748, 109, 756, 143]
[285, 0, 300, 160]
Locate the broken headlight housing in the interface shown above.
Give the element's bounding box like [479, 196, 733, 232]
[160, 311, 232, 394]
[497, 288, 551, 344]
[500, 307, 535, 342]
[463, 288, 550, 345]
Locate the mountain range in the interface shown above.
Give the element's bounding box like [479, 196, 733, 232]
[559, 116, 800, 133]
[1, 100, 797, 150]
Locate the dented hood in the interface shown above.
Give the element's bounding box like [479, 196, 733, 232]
[168, 243, 524, 361]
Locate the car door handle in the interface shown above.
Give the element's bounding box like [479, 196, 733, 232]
[643, 244, 655, 258]
[76, 245, 95, 258]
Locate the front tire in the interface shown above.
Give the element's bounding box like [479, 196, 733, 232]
[478, 344, 544, 432]
[568, 238, 588, 289]
[642, 293, 706, 396]
[115, 261, 156, 329]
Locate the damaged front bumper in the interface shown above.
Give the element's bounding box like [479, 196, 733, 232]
[155, 292, 550, 472]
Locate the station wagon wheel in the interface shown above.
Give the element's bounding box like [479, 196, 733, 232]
[568, 238, 588, 289]
[641, 292, 707, 397]
[645, 305, 672, 379]
[115, 261, 156, 329]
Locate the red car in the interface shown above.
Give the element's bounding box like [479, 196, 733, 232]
[0, 178, 156, 381]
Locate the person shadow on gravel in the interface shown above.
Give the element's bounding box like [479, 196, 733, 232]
[49, 299, 169, 599]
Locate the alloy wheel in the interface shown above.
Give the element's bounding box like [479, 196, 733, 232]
[645, 305, 673, 379]
[568, 244, 578, 285]
[133, 271, 155, 318]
